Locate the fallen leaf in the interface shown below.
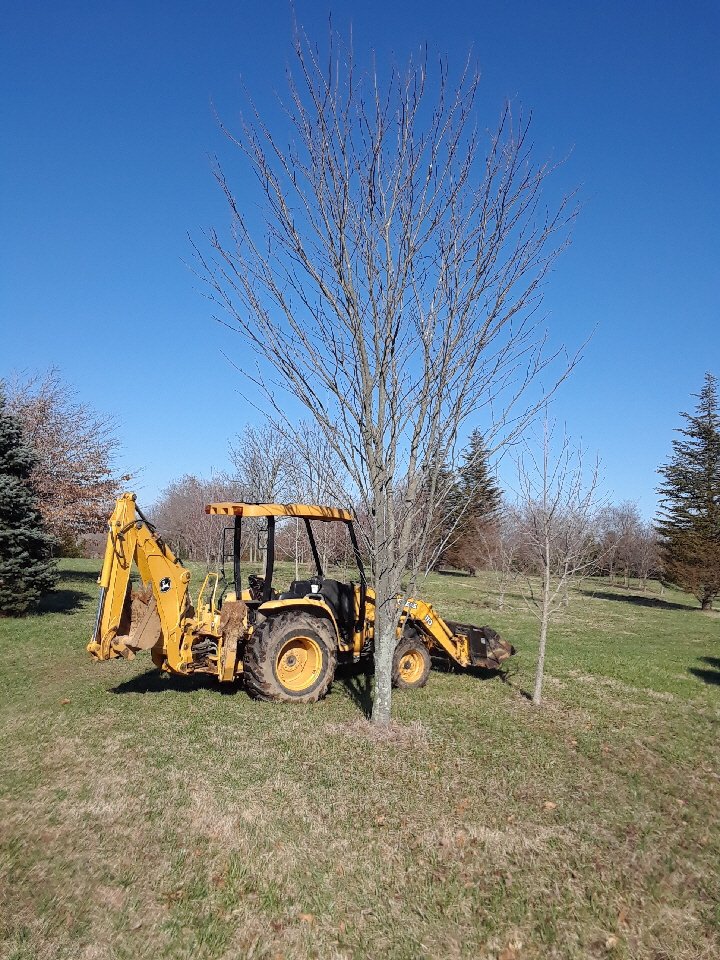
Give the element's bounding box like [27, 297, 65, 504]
[570, 739, 578, 746]
[456, 798, 471, 813]
[375, 816, 386, 826]
[618, 905, 628, 926]
[700, 834, 709, 844]
[338, 921, 346, 933]
[543, 801, 557, 810]
[676, 798, 686, 806]
[298, 913, 314, 925]
[61, 699, 71, 705]
[499, 948, 516, 960]
[605, 935, 618, 950]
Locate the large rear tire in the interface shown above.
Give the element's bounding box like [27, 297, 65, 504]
[243, 611, 337, 703]
[392, 636, 431, 690]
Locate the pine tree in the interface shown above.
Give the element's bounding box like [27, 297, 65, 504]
[445, 429, 503, 573]
[0, 393, 58, 616]
[656, 373, 720, 610]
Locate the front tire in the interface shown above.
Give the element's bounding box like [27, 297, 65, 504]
[243, 611, 337, 703]
[392, 637, 431, 689]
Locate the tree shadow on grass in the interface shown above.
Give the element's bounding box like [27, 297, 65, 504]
[435, 569, 472, 578]
[334, 663, 374, 718]
[579, 589, 691, 612]
[689, 657, 720, 686]
[109, 669, 244, 696]
[57, 568, 102, 585]
[37, 589, 90, 615]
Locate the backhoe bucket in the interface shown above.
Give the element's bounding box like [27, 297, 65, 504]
[116, 584, 163, 654]
[88, 582, 163, 660]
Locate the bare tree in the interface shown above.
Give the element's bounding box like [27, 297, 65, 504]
[2, 369, 130, 550]
[512, 419, 603, 705]
[196, 31, 579, 724]
[152, 473, 246, 564]
[634, 520, 660, 590]
[484, 506, 522, 610]
[229, 422, 298, 501]
[229, 423, 298, 564]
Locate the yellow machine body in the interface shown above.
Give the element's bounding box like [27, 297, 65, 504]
[88, 494, 515, 700]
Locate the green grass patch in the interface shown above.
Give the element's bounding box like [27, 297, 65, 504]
[0, 560, 718, 959]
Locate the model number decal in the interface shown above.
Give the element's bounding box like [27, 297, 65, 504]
[424, 615, 433, 626]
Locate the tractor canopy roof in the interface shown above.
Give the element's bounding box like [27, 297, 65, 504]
[205, 502, 354, 523]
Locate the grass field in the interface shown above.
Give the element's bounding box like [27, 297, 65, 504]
[1, 560, 718, 959]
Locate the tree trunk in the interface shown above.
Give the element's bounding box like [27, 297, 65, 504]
[701, 595, 714, 611]
[371, 567, 400, 726]
[533, 542, 551, 705]
[371, 600, 397, 725]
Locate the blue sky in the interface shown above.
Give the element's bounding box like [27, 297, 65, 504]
[1, 0, 718, 515]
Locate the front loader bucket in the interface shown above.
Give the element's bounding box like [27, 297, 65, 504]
[445, 621, 516, 670]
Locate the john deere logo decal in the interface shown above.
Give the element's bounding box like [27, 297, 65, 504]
[159, 577, 171, 593]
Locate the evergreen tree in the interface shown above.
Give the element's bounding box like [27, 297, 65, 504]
[457, 429, 503, 526]
[656, 373, 720, 610]
[0, 393, 58, 616]
[445, 429, 503, 573]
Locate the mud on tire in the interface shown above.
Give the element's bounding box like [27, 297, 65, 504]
[392, 635, 431, 690]
[243, 611, 337, 703]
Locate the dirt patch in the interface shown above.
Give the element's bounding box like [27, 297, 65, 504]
[323, 717, 429, 748]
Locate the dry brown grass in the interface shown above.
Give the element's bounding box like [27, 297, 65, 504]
[1, 563, 719, 959]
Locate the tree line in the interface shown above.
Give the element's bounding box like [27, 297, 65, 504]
[2, 366, 713, 601]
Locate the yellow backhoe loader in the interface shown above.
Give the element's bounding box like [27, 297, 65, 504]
[88, 493, 515, 702]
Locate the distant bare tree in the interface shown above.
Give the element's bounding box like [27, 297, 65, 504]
[229, 423, 298, 564]
[483, 506, 522, 610]
[2, 369, 130, 551]
[152, 473, 246, 565]
[634, 520, 660, 589]
[596, 501, 660, 588]
[230, 423, 298, 502]
[513, 419, 603, 705]
[197, 31, 579, 724]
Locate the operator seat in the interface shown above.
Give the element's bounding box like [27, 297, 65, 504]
[318, 579, 356, 639]
[277, 580, 313, 600]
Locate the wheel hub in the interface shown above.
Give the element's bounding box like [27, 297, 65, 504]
[398, 650, 424, 683]
[275, 635, 323, 691]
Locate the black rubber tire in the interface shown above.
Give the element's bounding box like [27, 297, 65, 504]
[392, 636, 431, 690]
[243, 611, 337, 703]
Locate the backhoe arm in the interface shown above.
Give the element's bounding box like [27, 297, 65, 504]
[88, 493, 194, 668]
